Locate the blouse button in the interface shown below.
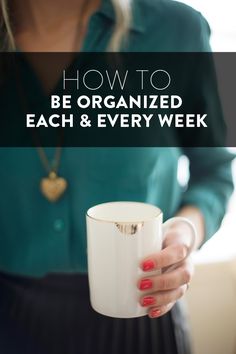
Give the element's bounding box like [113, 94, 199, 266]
[53, 219, 65, 232]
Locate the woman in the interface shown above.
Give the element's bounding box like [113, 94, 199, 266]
[0, 0, 234, 353]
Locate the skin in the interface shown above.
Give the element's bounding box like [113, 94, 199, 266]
[12, 0, 205, 319]
[13, 0, 100, 52]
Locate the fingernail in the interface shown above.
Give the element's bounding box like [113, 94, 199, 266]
[141, 296, 156, 307]
[142, 259, 155, 272]
[150, 308, 161, 318]
[139, 279, 153, 290]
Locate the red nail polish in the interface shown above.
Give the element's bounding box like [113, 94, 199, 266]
[139, 279, 153, 290]
[141, 296, 156, 307]
[142, 259, 155, 271]
[151, 308, 161, 318]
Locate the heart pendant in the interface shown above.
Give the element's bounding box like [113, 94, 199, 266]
[40, 172, 67, 202]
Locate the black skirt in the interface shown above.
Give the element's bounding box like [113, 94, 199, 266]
[0, 272, 192, 354]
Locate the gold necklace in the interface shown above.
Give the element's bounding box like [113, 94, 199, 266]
[12, 58, 67, 202]
[36, 146, 68, 202]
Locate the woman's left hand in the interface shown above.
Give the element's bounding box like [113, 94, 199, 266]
[137, 222, 195, 318]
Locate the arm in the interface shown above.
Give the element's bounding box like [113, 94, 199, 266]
[137, 149, 234, 318]
[176, 205, 204, 250]
[136, 12, 235, 317]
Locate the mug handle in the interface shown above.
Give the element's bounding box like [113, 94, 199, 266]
[162, 216, 197, 273]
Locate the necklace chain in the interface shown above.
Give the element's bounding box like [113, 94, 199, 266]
[14, 47, 68, 202]
[36, 146, 62, 175]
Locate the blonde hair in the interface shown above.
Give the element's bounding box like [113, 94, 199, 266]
[0, 0, 132, 51]
[109, 0, 132, 51]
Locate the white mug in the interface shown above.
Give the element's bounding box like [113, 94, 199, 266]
[86, 201, 196, 318]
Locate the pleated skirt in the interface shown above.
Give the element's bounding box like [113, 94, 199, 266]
[0, 272, 192, 354]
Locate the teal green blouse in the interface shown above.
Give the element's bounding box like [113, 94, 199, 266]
[0, 0, 234, 276]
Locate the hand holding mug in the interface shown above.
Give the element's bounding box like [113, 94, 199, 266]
[86, 202, 196, 318]
[138, 220, 195, 318]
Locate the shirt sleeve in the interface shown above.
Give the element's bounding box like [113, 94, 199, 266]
[180, 148, 234, 242]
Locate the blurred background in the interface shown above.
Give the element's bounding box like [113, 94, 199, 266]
[182, 0, 236, 51]
[183, 154, 236, 354]
[178, 1, 236, 353]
